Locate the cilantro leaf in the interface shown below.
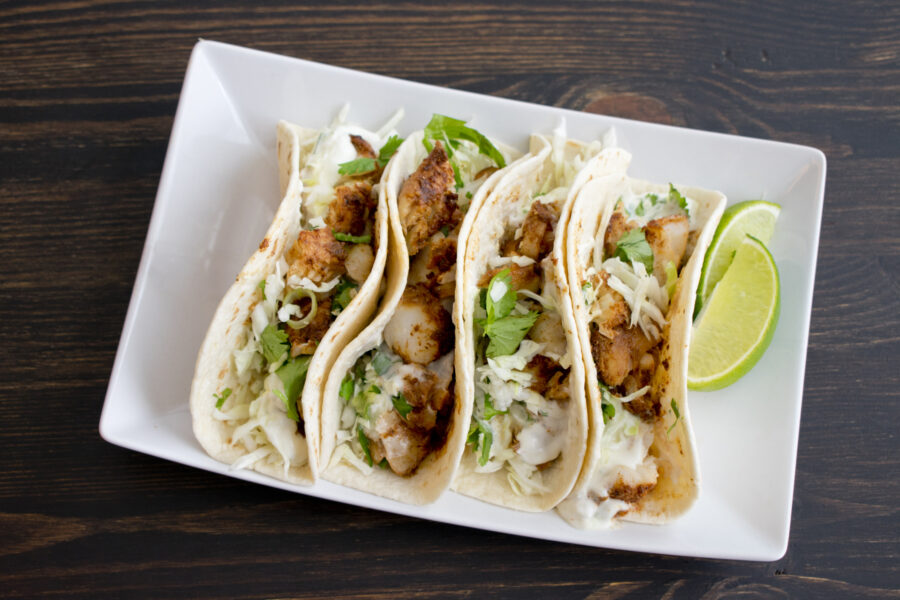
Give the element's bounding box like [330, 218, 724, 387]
[483, 311, 539, 358]
[338, 136, 405, 176]
[338, 157, 377, 176]
[647, 193, 659, 206]
[422, 114, 506, 168]
[601, 401, 615, 425]
[668, 184, 690, 217]
[339, 375, 355, 402]
[485, 269, 516, 322]
[478, 421, 493, 466]
[259, 324, 289, 364]
[213, 388, 232, 409]
[392, 392, 413, 418]
[483, 394, 507, 420]
[598, 382, 616, 425]
[466, 420, 480, 447]
[465, 418, 494, 466]
[257, 280, 267, 300]
[377, 135, 404, 164]
[371, 350, 393, 376]
[477, 268, 538, 358]
[333, 231, 371, 244]
[667, 398, 681, 435]
[357, 425, 373, 466]
[276, 356, 311, 422]
[614, 229, 654, 274]
[378, 458, 389, 469]
[332, 278, 358, 313]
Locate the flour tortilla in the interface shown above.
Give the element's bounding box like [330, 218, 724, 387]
[451, 139, 632, 511]
[190, 120, 390, 485]
[558, 168, 725, 526]
[319, 131, 521, 504]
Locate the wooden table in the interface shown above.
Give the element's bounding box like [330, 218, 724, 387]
[2, 2, 898, 597]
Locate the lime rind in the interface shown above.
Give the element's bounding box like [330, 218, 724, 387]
[688, 235, 780, 391]
[694, 200, 780, 318]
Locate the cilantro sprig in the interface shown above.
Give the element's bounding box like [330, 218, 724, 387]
[276, 356, 311, 422]
[422, 114, 506, 189]
[260, 323, 289, 364]
[332, 277, 358, 313]
[338, 135, 405, 176]
[598, 382, 615, 425]
[614, 229, 654, 274]
[477, 269, 539, 358]
[467, 418, 494, 466]
[357, 425, 373, 466]
[392, 392, 413, 419]
[668, 184, 690, 217]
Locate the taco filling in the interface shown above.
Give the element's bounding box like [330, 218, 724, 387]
[576, 184, 697, 522]
[212, 113, 402, 475]
[466, 181, 579, 493]
[332, 116, 506, 477]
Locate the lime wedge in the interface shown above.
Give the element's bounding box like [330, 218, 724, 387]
[688, 235, 780, 391]
[695, 200, 780, 317]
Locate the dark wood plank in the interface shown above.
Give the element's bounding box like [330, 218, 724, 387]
[1, 0, 898, 597]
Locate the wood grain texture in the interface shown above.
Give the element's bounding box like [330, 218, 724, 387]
[1, 0, 899, 598]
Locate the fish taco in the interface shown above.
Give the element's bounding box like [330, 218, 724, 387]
[190, 109, 403, 484]
[452, 133, 630, 511]
[557, 164, 725, 527]
[319, 115, 518, 504]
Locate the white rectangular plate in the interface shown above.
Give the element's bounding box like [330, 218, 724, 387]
[100, 40, 825, 561]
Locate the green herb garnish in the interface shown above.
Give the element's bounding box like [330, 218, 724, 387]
[614, 229, 654, 274]
[276, 356, 311, 422]
[392, 392, 413, 418]
[466, 418, 494, 466]
[339, 374, 355, 401]
[599, 382, 616, 425]
[423, 115, 506, 168]
[477, 269, 539, 358]
[213, 388, 232, 409]
[338, 135, 406, 176]
[478, 422, 493, 466]
[333, 278, 358, 312]
[337, 157, 377, 176]
[484, 314, 538, 358]
[357, 425, 373, 466]
[257, 280, 267, 300]
[668, 184, 690, 216]
[378, 135, 404, 163]
[259, 324, 289, 364]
